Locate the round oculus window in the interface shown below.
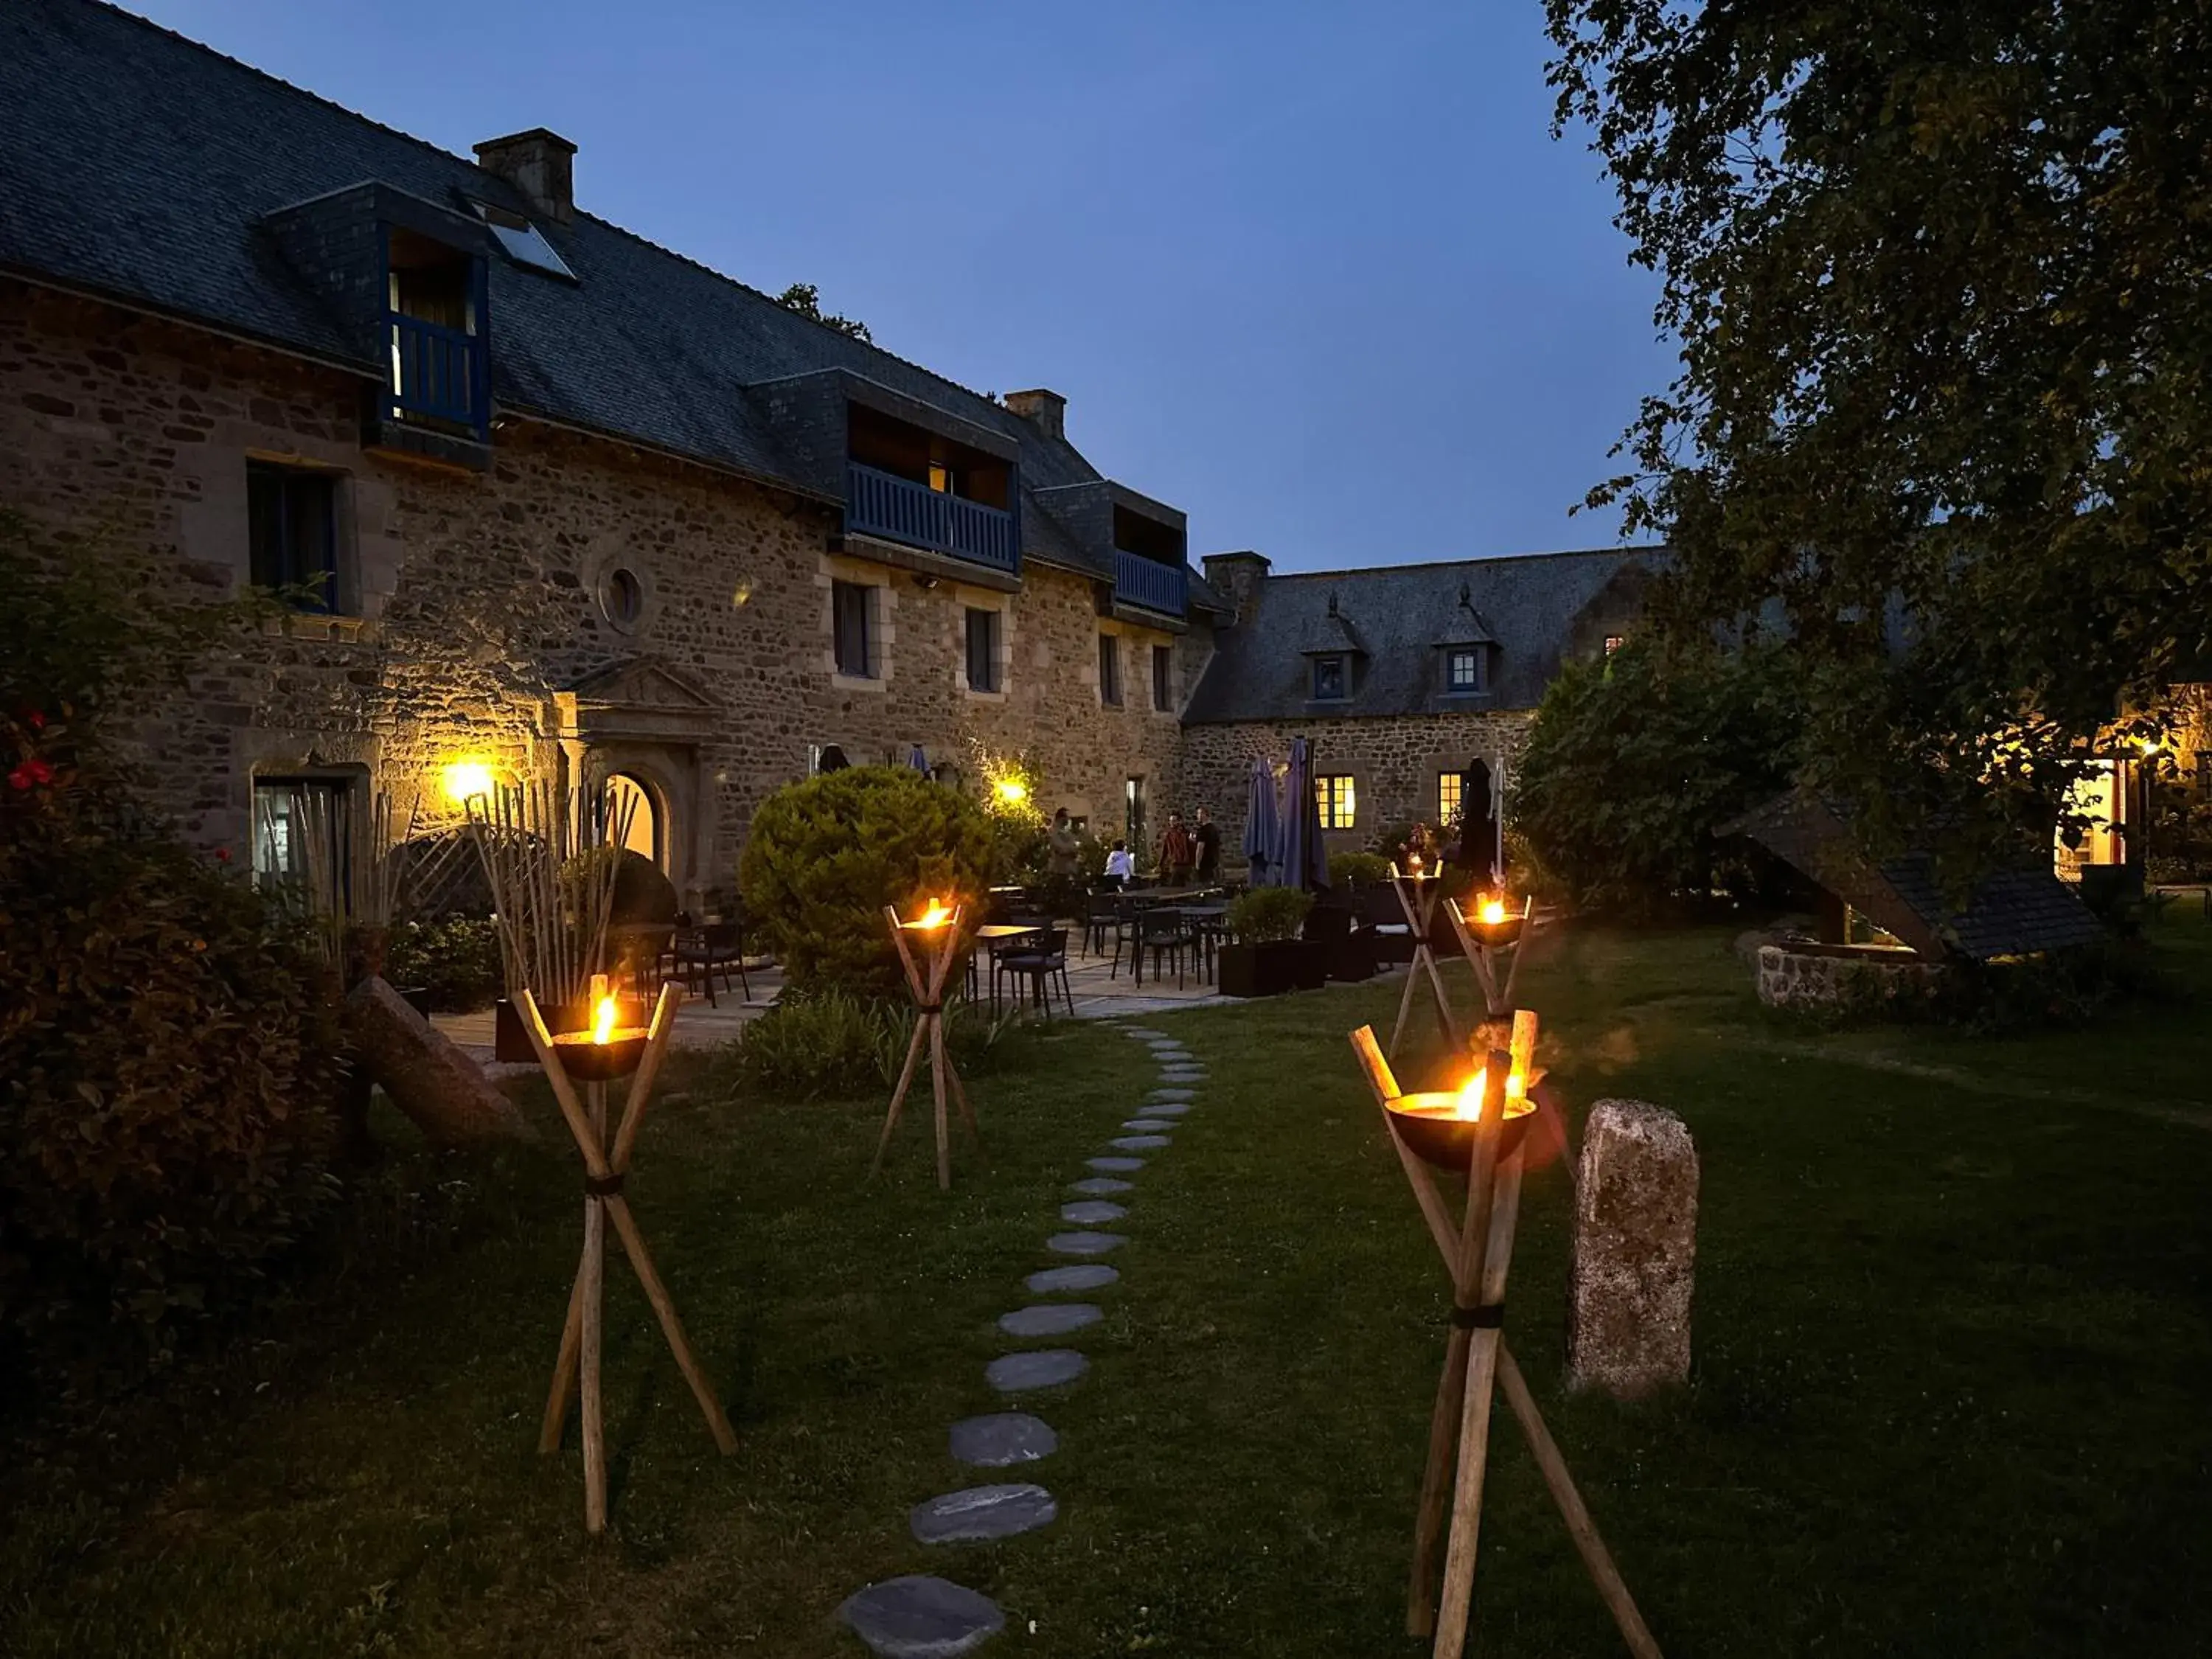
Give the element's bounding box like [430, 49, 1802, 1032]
[601, 566, 644, 627]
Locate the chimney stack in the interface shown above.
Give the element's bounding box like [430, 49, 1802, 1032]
[473, 128, 578, 226]
[1003, 388, 1065, 442]
[1201, 551, 1272, 622]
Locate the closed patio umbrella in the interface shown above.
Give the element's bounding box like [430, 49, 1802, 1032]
[907, 744, 929, 774]
[1242, 757, 1281, 886]
[1281, 737, 1332, 894]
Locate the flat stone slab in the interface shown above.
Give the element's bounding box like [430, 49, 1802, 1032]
[1121, 1118, 1175, 1132]
[1121, 1027, 1169, 1038]
[1148, 1088, 1197, 1102]
[1159, 1068, 1206, 1080]
[949, 1412, 1059, 1467]
[1140, 1102, 1192, 1118]
[911, 1483, 1058, 1545]
[999, 1301, 1105, 1338]
[1068, 1177, 1133, 1197]
[1110, 1135, 1171, 1151]
[838, 1575, 1005, 1658]
[1087, 1155, 1145, 1173]
[1048, 1230, 1127, 1256]
[1060, 1200, 1127, 1225]
[1146, 1043, 1189, 1055]
[1028, 1264, 1119, 1293]
[987, 1349, 1089, 1392]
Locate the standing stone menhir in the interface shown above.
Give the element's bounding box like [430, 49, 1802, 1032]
[1565, 1097, 1699, 1399]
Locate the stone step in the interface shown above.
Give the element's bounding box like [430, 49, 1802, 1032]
[838, 1575, 1004, 1658]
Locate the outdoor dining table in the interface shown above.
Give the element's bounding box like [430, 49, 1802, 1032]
[971, 922, 1048, 1011]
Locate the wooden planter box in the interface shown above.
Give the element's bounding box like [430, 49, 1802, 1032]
[1218, 939, 1331, 998]
[1324, 931, 1378, 982]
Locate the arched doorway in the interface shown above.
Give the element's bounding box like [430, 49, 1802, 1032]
[606, 773, 661, 867]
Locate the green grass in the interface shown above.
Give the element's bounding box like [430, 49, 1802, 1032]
[5, 917, 2212, 1655]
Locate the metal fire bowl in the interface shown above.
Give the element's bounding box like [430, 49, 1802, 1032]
[1386, 1093, 1533, 1172]
[1470, 916, 1524, 950]
[549, 1031, 649, 1081]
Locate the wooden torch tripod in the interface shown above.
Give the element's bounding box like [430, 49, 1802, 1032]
[1350, 1015, 1661, 1659]
[1445, 891, 1577, 1180]
[520, 981, 738, 1534]
[870, 904, 984, 1190]
[1388, 867, 1461, 1062]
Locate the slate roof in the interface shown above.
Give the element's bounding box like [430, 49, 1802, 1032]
[1725, 791, 2106, 961]
[1184, 549, 1656, 721]
[0, 0, 1224, 603]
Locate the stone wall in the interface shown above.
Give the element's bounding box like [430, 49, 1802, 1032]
[1754, 942, 1944, 1011]
[0, 279, 1197, 906]
[1178, 709, 1536, 864]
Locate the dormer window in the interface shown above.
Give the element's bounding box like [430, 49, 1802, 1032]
[1312, 655, 1349, 700]
[467, 198, 576, 280]
[1447, 647, 1486, 692]
[383, 226, 488, 439]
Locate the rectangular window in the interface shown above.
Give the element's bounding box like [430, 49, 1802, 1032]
[251, 776, 351, 890]
[1152, 644, 1172, 712]
[1312, 655, 1347, 700]
[1439, 771, 1464, 825]
[1125, 774, 1147, 853]
[1447, 648, 1483, 692]
[833, 580, 874, 678]
[964, 606, 1001, 692]
[1099, 633, 1121, 706]
[247, 462, 341, 612]
[1315, 773, 1357, 831]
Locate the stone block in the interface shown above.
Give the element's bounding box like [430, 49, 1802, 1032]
[1565, 1097, 1697, 1399]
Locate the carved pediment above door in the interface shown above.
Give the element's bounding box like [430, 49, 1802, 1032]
[554, 655, 721, 740]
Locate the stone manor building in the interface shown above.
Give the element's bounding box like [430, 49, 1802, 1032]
[0, 1, 1649, 907]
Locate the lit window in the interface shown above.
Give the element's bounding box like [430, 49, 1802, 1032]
[1315, 773, 1357, 830]
[467, 199, 577, 280]
[251, 776, 351, 888]
[1604, 634, 1626, 655]
[1438, 771, 1463, 824]
[1447, 648, 1482, 691]
[1312, 655, 1348, 700]
[928, 461, 953, 495]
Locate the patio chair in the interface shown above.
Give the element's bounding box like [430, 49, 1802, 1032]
[1137, 906, 1195, 990]
[986, 917, 1052, 1010]
[999, 927, 1074, 1020]
[666, 918, 749, 1007]
[1084, 892, 1122, 958]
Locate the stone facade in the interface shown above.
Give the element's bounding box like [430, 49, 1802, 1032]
[1178, 709, 1535, 862]
[1, 279, 1197, 907]
[1754, 942, 1945, 1011]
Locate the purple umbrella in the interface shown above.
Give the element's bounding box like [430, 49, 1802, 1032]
[1281, 737, 1332, 893]
[1242, 757, 1282, 886]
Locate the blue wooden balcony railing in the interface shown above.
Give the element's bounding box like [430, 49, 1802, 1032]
[386, 313, 488, 437]
[1113, 548, 1186, 616]
[844, 462, 1020, 574]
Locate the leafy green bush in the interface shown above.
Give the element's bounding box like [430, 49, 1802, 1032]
[1514, 636, 1807, 916]
[719, 989, 1024, 1102]
[1227, 887, 1315, 944]
[740, 766, 996, 998]
[1328, 851, 1393, 889]
[383, 917, 503, 1012]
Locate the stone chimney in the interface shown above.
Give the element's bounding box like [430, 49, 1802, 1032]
[1201, 551, 1272, 622]
[1003, 388, 1065, 441]
[473, 128, 578, 226]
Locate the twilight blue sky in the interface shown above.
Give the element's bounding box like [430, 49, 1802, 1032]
[126, 1, 1672, 571]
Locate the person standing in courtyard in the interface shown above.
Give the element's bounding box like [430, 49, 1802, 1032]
[1047, 808, 1081, 879]
[1158, 811, 1195, 887]
[1193, 804, 1221, 882]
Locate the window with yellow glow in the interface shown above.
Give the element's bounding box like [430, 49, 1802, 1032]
[1438, 770, 1462, 824]
[1315, 773, 1357, 830]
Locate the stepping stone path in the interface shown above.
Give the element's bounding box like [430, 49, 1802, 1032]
[842, 1023, 1203, 1651]
[950, 1412, 1059, 1467]
[1047, 1230, 1127, 1256]
[839, 1576, 1006, 1658]
[987, 1349, 1089, 1392]
[911, 1483, 1058, 1544]
[1027, 1264, 1118, 1293]
[1000, 1301, 1105, 1337]
[1068, 1177, 1133, 1197]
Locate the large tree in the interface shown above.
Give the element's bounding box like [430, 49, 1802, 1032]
[1545, 1, 2212, 868]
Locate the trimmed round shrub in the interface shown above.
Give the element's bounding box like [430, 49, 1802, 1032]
[739, 766, 996, 997]
[1227, 886, 1314, 944]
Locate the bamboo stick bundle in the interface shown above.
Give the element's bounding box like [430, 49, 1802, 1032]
[465, 778, 636, 1010]
[263, 785, 411, 973]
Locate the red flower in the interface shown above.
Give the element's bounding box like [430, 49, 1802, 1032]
[7, 758, 52, 790]
[214, 846, 232, 863]
[27, 710, 45, 730]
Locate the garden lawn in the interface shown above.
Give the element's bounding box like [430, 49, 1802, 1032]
[4, 915, 2211, 1655]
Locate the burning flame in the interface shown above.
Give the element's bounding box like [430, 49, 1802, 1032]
[1452, 1066, 1529, 1120]
[1408, 852, 1425, 872]
[1480, 897, 1508, 926]
[914, 897, 953, 929]
[591, 994, 618, 1046]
